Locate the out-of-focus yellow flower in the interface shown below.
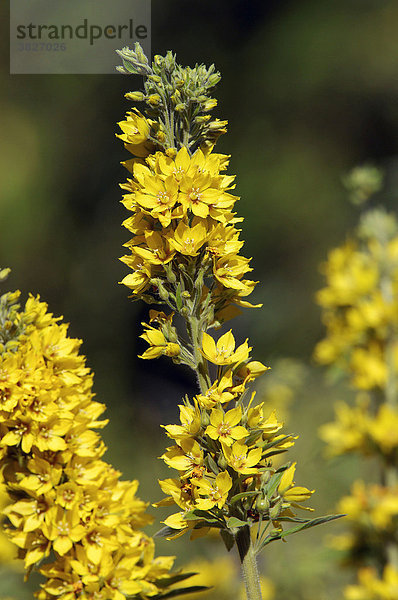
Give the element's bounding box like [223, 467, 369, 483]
[319, 397, 370, 457]
[0, 291, 180, 599]
[345, 565, 398, 600]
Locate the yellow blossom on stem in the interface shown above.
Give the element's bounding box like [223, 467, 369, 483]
[201, 331, 250, 366]
[205, 407, 248, 446]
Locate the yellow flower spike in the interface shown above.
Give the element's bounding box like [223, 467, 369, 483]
[205, 406, 248, 446]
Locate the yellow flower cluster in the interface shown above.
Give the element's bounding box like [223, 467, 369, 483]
[0, 290, 178, 600]
[315, 237, 398, 390]
[344, 565, 398, 600]
[316, 201, 398, 597]
[156, 329, 314, 540]
[118, 126, 259, 324]
[333, 481, 398, 557]
[0, 482, 15, 564]
[116, 46, 341, 599]
[320, 396, 398, 458]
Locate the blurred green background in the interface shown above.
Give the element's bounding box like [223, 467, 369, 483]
[2, 0, 398, 597]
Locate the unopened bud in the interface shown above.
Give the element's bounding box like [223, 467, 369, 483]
[269, 499, 282, 520]
[125, 91, 145, 102]
[181, 291, 190, 299]
[217, 453, 228, 470]
[147, 94, 162, 106]
[201, 411, 210, 428]
[0, 268, 11, 282]
[204, 99, 217, 111]
[195, 115, 211, 124]
[175, 103, 186, 113]
[256, 496, 270, 513]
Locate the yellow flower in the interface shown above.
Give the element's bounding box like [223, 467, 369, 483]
[368, 404, 398, 454]
[222, 441, 262, 475]
[201, 331, 250, 366]
[161, 438, 204, 477]
[214, 254, 253, 291]
[139, 324, 180, 359]
[194, 471, 232, 510]
[116, 109, 153, 157]
[205, 406, 248, 446]
[278, 463, 314, 504]
[135, 174, 179, 227]
[168, 221, 208, 256]
[319, 398, 370, 456]
[42, 506, 86, 556]
[163, 404, 202, 440]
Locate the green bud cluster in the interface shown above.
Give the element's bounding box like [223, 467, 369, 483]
[343, 165, 384, 206]
[116, 43, 227, 153]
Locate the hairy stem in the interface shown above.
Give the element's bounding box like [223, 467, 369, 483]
[236, 526, 263, 600]
[188, 315, 211, 394]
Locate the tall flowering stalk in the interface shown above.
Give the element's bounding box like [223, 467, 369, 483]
[0, 268, 199, 600]
[315, 167, 398, 598]
[116, 44, 338, 600]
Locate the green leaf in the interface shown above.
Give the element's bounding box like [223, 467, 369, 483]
[205, 454, 220, 475]
[262, 471, 283, 498]
[183, 509, 217, 522]
[155, 572, 199, 589]
[154, 525, 181, 538]
[230, 490, 260, 505]
[175, 283, 183, 310]
[220, 528, 235, 552]
[258, 514, 343, 551]
[157, 585, 209, 599]
[227, 516, 248, 529]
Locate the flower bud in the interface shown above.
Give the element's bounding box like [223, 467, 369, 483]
[201, 411, 210, 428]
[217, 453, 228, 470]
[269, 499, 282, 520]
[255, 496, 270, 513]
[125, 91, 145, 102]
[147, 94, 162, 106]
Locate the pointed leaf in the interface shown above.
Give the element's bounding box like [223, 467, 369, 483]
[227, 516, 248, 529]
[230, 490, 260, 505]
[259, 514, 343, 551]
[220, 528, 235, 552]
[157, 585, 209, 599]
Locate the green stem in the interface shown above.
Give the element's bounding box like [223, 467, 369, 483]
[188, 315, 211, 394]
[236, 526, 263, 600]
